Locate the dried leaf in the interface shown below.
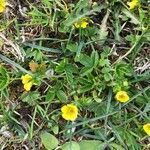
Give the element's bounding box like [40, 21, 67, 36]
[29, 61, 39, 72]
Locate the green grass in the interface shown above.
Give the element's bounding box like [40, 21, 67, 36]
[0, 0, 150, 149]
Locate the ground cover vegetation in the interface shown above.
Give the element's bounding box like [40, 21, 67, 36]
[0, 0, 150, 149]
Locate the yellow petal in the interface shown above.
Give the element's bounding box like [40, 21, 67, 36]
[0, 0, 6, 13]
[21, 74, 32, 84]
[24, 81, 33, 91]
[81, 21, 88, 28]
[127, 0, 139, 10]
[61, 105, 68, 114]
[0, 6, 4, 13]
[143, 123, 150, 136]
[115, 91, 129, 103]
[74, 18, 89, 29]
[62, 113, 77, 121]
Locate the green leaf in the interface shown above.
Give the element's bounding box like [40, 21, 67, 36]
[91, 51, 99, 67]
[125, 131, 141, 149]
[46, 90, 55, 102]
[79, 140, 104, 150]
[92, 90, 102, 103]
[65, 64, 78, 74]
[55, 59, 68, 73]
[78, 54, 92, 67]
[104, 73, 112, 82]
[61, 141, 80, 150]
[65, 64, 78, 83]
[56, 90, 67, 102]
[40, 132, 59, 150]
[101, 67, 111, 73]
[66, 43, 78, 52]
[21, 91, 40, 106]
[77, 52, 99, 76]
[115, 62, 132, 78]
[110, 143, 124, 150]
[0, 66, 9, 90]
[51, 125, 59, 135]
[26, 49, 44, 61]
[99, 58, 110, 67]
[78, 84, 93, 93]
[122, 8, 140, 25]
[63, 5, 105, 27]
[80, 67, 93, 76]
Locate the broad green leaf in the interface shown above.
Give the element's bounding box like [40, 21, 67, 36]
[125, 131, 141, 149]
[79, 140, 104, 150]
[66, 43, 78, 52]
[99, 58, 110, 67]
[115, 62, 132, 77]
[61, 141, 80, 150]
[56, 90, 67, 102]
[65, 64, 78, 84]
[122, 8, 140, 25]
[55, 59, 68, 73]
[78, 54, 92, 67]
[51, 125, 59, 135]
[40, 132, 58, 150]
[110, 143, 124, 150]
[92, 90, 102, 103]
[91, 51, 99, 67]
[78, 52, 99, 76]
[21, 91, 40, 106]
[65, 64, 78, 74]
[26, 49, 44, 61]
[80, 67, 93, 76]
[101, 67, 111, 73]
[0, 66, 9, 90]
[104, 73, 112, 82]
[78, 84, 93, 93]
[143, 30, 150, 41]
[46, 90, 55, 102]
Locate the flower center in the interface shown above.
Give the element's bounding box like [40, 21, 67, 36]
[119, 94, 125, 99]
[68, 108, 75, 114]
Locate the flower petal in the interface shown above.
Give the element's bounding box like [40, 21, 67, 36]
[143, 123, 150, 136]
[0, 0, 6, 13]
[24, 81, 33, 91]
[21, 74, 32, 84]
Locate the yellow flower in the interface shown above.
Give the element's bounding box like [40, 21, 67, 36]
[23, 81, 33, 91]
[74, 18, 89, 29]
[143, 123, 150, 136]
[0, 0, 6, 13]
[21, 74, 32, 84]
[61, 104, 78, 121]
[115, 91, 129, 103]
[127, 0, 139, 10]
[21, 74, 33, 91]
